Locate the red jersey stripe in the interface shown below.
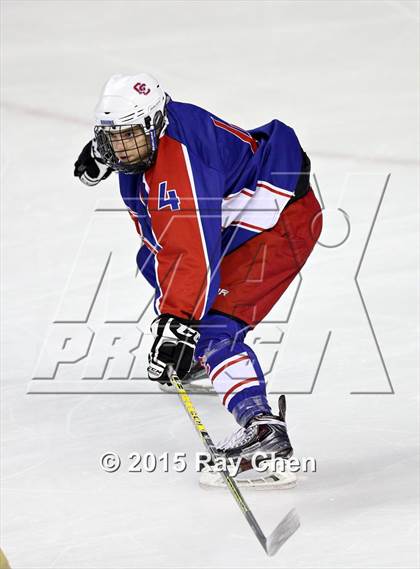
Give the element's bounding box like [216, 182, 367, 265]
[257, 182, 293, 199]
[231, 220, 264, 232]
[212, 118, 258, 154]
[224, 188, 254, 201]
[128, 210, 141, 235]
[143, 238, 159, 255]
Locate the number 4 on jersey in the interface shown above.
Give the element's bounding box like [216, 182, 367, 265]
[158, 181, 180, 211]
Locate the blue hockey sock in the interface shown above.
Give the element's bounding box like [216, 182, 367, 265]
[195, 312, 272, 426]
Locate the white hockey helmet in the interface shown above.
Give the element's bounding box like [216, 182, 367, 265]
[94, 73, 167, 174]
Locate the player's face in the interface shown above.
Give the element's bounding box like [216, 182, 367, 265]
[108, 126, 149, 164]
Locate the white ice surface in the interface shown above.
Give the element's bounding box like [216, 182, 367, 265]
[1, 1, 419, 568]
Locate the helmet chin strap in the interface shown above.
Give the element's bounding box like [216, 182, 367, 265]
[149, 128, 158, 152]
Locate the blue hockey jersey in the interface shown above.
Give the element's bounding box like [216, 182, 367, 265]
[118, 98, 310, 320]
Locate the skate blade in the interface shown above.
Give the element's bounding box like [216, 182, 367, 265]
[199, 459, 297, 490]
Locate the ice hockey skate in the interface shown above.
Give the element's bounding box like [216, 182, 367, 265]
[199, 395, 297, 490]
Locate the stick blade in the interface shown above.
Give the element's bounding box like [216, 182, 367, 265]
[265, 508, 300, 556]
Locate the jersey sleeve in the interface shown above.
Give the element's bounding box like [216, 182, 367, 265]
[145, 135, 223, 321]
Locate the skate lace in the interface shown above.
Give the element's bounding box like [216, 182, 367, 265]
[217, 424, 257, 451]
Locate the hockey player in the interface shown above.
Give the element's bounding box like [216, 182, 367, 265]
[74, 74, 322, 487]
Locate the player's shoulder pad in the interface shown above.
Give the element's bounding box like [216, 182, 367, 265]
[165, 99, 223, 172]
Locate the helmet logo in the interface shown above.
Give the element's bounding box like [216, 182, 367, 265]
[133, 82, 151, 96]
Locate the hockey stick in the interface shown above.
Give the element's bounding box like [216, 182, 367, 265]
[167, 365, 300, 556]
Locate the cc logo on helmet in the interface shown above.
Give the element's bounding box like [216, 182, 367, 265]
[133, 82, 151, 95]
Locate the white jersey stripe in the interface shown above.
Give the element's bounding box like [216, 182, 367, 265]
[256, 180, 295, 196]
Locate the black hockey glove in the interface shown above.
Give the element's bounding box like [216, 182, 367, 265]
[147, 314, 200, 385]
[74, 140, 112, 186]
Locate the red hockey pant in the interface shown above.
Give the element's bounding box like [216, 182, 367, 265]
[211, 189, 323, 327]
